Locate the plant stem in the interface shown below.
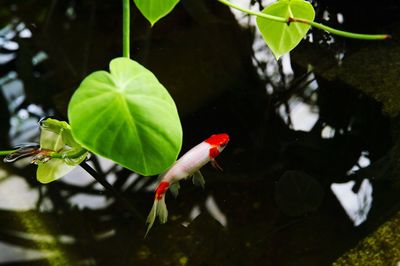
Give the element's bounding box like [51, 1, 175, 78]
[0, 149, 18, 156]
[122, 0, 130, 58]
[0, 148, 87, 160]
[80, 161, 144, 221]
[217, 0, 391, 40]
[49, 148, 88, 159]
[289, 17, 391, 40]
[217, 0, 287, 23]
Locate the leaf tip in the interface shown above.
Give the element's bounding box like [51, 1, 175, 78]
[37, 178, 52, 184]
[149, 20, 156, 27]
[36, 171, 55, 184]
[273, 52, 282, 60]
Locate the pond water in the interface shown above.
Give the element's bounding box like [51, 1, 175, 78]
[0, 0, 399, 265]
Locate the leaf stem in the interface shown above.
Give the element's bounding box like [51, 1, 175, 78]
[217, 0, 391, 40]
[49, 148, 88, 159]
[122, 0, 130, 58]
[0, 148, 87, 159]
[289, 17, 391, 40]
[217, 0, 287, 23]
[80, 161, 144, 221]
[0, 149, 18, 156]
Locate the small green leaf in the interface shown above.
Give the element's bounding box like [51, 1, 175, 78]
[133, 0, 180, 26]
[39, 118, 81, 150]
[37, 160, 76, 184]
[68, 57, 182, 176]
[256, 0, 315, 59]
[37, 118, 87, 184]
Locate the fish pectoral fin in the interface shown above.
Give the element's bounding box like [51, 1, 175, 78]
[192, 170, 205, 189]
[169, 182, 180, 198]
[211, 159, 223, 172]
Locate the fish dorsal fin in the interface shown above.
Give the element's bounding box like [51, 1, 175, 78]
[169, 182, 180, 198]
[157, 172, 166, 183]
[192, 170, 205, 189]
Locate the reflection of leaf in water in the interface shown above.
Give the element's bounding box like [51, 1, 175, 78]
[275, 170, 324, 216]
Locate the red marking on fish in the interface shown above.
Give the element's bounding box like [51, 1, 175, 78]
[205, 133, 230, 147]
[209, 146, 220, 159]
[155, 181, 169, 200]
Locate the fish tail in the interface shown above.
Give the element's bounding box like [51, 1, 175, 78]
[145, 200, 157, 237]
[157, 196, 168, 223]
[144, 195, 168, 237]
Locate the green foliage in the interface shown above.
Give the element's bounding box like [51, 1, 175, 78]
[256, 0, 315, 59]
[133, 0, 180, 26]
[68, 57, 182, 176]
[37, 118, 87, 184]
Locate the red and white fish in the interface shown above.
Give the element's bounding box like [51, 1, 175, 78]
[145, 133, 230, 236]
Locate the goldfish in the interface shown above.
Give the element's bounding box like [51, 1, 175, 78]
[145, 133, 230, 236]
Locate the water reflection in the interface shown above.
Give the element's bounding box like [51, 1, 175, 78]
[0, 241, 54, 265]
[331, 179, 373, 226]
[184, 195, 227, 227]
[0, 21, 51, 147]
[0, 175, 39, 210]
[347, 151, 371, 175]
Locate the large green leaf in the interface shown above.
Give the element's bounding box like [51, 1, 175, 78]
[68, 57, 182, 176]
[133, 0, 180, 26]
[256, 0, 315, 59]
[36, 118, 87, 184]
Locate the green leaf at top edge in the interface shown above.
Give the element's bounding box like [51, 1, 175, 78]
[68, 57, 183, 176]
[133, 0, 180, 26]
[256, 0, 315, 59]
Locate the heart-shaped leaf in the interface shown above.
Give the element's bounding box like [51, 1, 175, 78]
[37, 118, 87, 184]
[256, 0, 315, 59]
[68, 57, 182, 176]
[133, 0, 180, 26]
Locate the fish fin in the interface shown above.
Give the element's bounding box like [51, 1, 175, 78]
[211, 159, 223, 172]
[169, 182, 180, 198]
[156, 173, 166, 184]
[157, 196, 168, 224]
[145, 200, 158, 238]
[192, 170, 205, 189]
[144, 196, 169, 238]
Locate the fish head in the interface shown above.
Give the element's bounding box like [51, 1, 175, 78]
[205, 133, 230, 152]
